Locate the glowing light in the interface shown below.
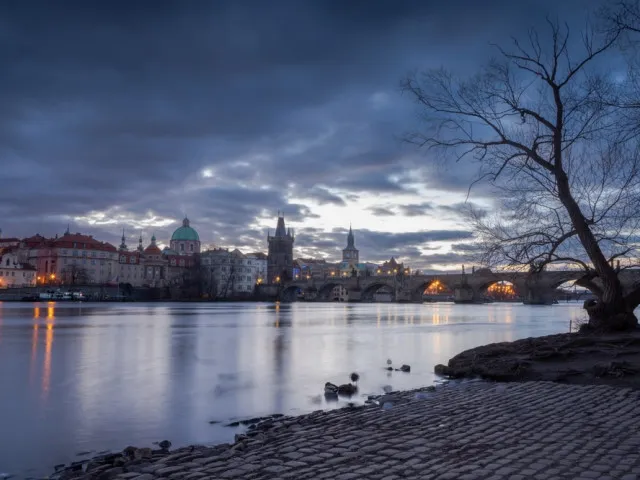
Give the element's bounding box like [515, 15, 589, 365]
[43, 321, 54, 399]
[487, 281, 517, 299]
[202, 168, 214, 178]
[424, 280, 447, 295]
[30, 323, 39, 384]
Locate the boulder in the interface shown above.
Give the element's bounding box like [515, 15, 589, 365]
[324, 382, 338, 394]
[337, 383, 358, 396]
[158, 440, 171, 451]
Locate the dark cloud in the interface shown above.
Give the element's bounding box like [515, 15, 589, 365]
[0, 0, 602, 266]
[368, 207, 396, 217]
[436, 202, 490, 221]
[298, 187, 347, 207]
[420, 252, 474, 268]
[398, 202, 434, 217]
[451, 243, 484, 253]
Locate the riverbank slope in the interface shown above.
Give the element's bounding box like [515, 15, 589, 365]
[52, 381, 640, 480]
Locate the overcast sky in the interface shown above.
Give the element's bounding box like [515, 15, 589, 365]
[0, 0, 605, 271]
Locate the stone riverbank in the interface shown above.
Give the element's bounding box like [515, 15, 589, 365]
[51, 380, 640, 480]
[434, 331, 640, 388]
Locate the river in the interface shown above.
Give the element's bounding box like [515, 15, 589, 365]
[0, 301, 586, 478]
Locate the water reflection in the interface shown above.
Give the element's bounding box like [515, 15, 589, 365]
[30, 323, 39, 384]
[0, 301, 584, 479]
[43, 321, 54, 399]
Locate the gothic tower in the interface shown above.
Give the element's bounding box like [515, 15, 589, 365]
[342, 224, 359, 265]
[119, 228, 128, 251]
[267, 213, 294, 283]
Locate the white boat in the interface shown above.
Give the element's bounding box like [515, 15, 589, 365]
[38, 290, 85, 301]
[38, 290, 56, 300]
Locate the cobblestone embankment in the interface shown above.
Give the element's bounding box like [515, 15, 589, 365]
[55, 381, 640, 480]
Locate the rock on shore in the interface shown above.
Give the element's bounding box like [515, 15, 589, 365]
[434, 330, 640, 388]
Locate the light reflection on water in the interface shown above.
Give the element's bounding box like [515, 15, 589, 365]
[0, 301, 584, 478]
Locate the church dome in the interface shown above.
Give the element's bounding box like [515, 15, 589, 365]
[171, 217, 200, 242]
[143, 234, 162, 255]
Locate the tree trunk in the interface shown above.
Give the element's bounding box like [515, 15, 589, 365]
[583, 276, 638, 331]
[554, 170, 637, 332]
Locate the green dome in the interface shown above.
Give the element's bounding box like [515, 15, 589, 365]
[171, 217, 200, 241]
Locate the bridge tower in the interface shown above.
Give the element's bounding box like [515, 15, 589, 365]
[342, 224, 359, 269]
[267, 213, 294, 284]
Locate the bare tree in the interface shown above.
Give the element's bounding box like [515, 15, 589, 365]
[61, 265, 91, 285]
[602, 1, 640, 139]
[220, 263, 236, 299]
[403, 18, 640, 331]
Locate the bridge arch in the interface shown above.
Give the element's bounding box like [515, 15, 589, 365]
[546, 275, 585, 290]
[361, 281, 394, 301]
[416, 278, 454, 296]
[317, 282, 345, 300]
[280, 285, 302, 302]
[482, 280, 519, 301]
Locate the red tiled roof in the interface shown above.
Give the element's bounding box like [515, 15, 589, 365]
[53, 233, 117, 252]
[22, 234, 50, 247]
[144, 245, 162, 255]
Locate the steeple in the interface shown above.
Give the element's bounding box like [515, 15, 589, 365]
[182, 216, 190, 228]
[119, 228, 127, 251]
[347, 223, 355, 248]
[151, 234, 157, 245]
[342, 223, 359, 265]
[65, 224, 70, 235]
[275, 213, 287, 237]
[137, 233, 144, 252]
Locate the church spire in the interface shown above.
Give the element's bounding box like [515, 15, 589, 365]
[347, 223, 355, 248]
[119, 228, 127, 251]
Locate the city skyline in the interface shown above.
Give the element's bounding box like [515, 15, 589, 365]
[0, 0, 602, 272]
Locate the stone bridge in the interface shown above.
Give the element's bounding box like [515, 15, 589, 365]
[280, 269, 640, 304]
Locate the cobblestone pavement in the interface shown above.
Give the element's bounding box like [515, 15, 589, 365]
[87, 381, 640, 480]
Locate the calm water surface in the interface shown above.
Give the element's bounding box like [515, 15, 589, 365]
[0, 301, 586, 477]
